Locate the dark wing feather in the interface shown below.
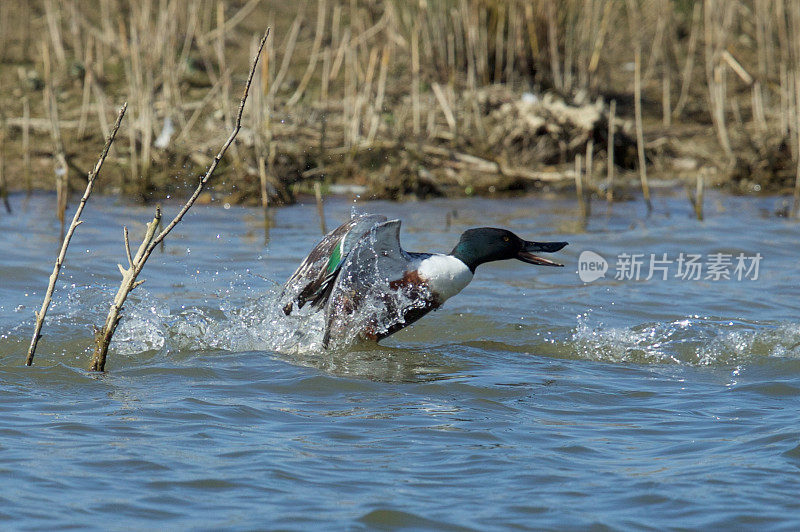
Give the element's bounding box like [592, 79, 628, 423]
[280, 214, 387, 314]
[322, 219, 419, 348]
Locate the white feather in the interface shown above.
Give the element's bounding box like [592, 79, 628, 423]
[416, 254, 473, 302]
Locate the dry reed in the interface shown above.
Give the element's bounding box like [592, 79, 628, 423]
[0, 119, 9, 214]
[22, 97, 31, 195]
[43, 63, 69, 238]
[575, 154, 586, 219]
[627, 0, 652, 213]
[695, 173, 704, 221]
[606, 99, 616, 202]
[8, 0, 800, 214]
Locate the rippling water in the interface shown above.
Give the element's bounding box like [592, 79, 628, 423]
[2, 190, 799, 529]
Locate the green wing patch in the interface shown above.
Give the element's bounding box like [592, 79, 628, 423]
[326, 240, 344, 274]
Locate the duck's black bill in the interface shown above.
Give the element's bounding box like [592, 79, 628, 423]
[517, 241, 568, 267]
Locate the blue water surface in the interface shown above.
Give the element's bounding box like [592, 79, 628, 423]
[1, 191, 799, 529]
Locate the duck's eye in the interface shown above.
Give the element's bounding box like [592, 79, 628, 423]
[502, 236, 510, 242]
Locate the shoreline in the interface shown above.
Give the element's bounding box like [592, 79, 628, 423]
[1, 1, 798, 210]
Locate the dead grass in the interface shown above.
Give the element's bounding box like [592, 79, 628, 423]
[1, 1, 799, 207]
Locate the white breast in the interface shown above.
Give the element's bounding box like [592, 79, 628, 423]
[416, 254, 473, 303]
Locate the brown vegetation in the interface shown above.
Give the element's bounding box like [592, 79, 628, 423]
[1, 1, 800, 208]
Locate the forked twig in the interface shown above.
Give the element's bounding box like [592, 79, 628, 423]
[26, 103, 128, 366]
[90, 28, 270, 372]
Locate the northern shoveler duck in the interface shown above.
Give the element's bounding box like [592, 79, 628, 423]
[280, 214, 567, 348]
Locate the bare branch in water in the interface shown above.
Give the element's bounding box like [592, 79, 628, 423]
[91, 207, 161, 370]
[90, 28, 271, 372]
[26, 103, 128, 367]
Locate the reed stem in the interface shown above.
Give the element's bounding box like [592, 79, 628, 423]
[314, 181, 327, 235]
[575, 154, 587, 219]
[695, 173, 704, 221]
[0, 119, 9, 214]
[606, 99, 616, 202]
[627, 0, 651, 212]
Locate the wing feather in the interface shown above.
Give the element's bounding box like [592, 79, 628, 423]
[322, 219, 419, 347]
[280, 214, 386, 314]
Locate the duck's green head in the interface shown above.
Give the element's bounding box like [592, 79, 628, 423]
[450, 228, 568, 273]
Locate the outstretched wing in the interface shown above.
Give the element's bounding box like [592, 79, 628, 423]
[322, 219, 428, 348]
[280, 214, 387, 315]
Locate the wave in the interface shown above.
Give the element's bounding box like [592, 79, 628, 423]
[4, 285, 800, 371]
[564, 315, 800, 365]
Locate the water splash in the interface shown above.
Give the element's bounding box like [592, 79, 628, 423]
[151, 291, 327, 355]
[567, 315, 800, 366]
[321, 220, 436, 349]
[4, 284, 800, 370]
